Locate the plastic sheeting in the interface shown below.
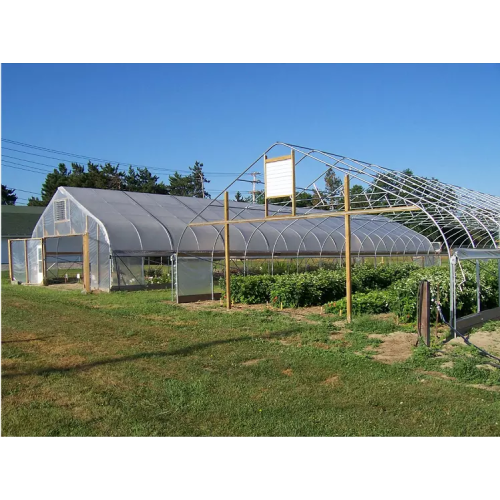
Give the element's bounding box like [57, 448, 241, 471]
[98, 226, 110, 290]
[177, 258, 212, 298]
[28, 186, 439, 291]
[113, 256, 144, 288]
[39, 187, 435, 258]
[11, 240, 27, 283]
[27, 239, 42, 284]
[88, 218, 99, 290]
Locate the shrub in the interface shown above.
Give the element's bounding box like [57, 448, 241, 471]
[269, 269, 346, 308]
[352, 263, 419, 293]
[220, 274, 276, 304]
[219, 261, 498, 316]
[324, 290, 393, 316]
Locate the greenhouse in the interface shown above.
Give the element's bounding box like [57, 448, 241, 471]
[9, 185, 435, 293]
[7, 142, 499, 312]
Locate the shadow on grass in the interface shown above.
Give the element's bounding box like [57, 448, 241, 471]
[2, 337, 54, 344]
[2, 328, 299, 379]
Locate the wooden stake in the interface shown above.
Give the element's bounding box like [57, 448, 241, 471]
[224, 191, 231, 310]
[344, 175, 352, 323]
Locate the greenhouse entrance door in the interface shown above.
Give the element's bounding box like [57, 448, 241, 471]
[36, 243, 43, 283]
[176, 256, 217, 303]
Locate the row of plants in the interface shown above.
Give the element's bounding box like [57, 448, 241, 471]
[220, 261, 499, 322]
[221, 263, 419, 308]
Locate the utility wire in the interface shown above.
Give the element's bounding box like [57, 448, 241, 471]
[2, 138, 249, 177]
[4, 187, 41, 195]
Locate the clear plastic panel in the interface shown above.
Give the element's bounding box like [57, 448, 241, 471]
[88, 218, 99, 290]
[11, 240, 27, 283]
[44, 203, 54, 236]
[177, 258, 212, 298]
[33, 222, 43, 238]
[115, 257, 145, 287]
[27, 239, 42, 284]
[98, 226, 110, 290]
[69, 200, 86, 235]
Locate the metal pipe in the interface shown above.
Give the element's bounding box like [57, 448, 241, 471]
[344, 175, 352, 323]
[224, 191, 231, 310]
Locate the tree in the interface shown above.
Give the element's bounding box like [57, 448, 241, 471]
[168, 171, 195, 197]
[190, 161, 210, 199]
[168, 161, 210, 198]
[324, 167, 343, 210]
[1, 185, 17, 205]
[27, 197, 46, 206]
[234, 191, 245, 202]
[39, 163, 71, 204]
[124, 166, 169, 194]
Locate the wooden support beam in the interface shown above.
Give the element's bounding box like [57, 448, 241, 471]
[224, 191, 231, 310]
[291, 149, 296, 217]
[96, 224, 100, 287]
[24, 239, 29, 284]
[41, 238, 47, 285]
[188, 204, 421, 227]
[8, 239, 13, 281]
[344, 175, 352, 324]
[264, 155, 269, 218]
[83, 232, 91, 293]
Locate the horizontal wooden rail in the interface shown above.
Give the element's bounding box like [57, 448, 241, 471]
[188, 205, 421, 227]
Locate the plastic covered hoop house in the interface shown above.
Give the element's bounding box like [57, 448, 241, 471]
[9, 142, 498, 292]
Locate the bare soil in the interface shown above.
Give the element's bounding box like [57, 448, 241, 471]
[369, 332, 417, 364]
[448, 330, 500, 356]
[47, 283, 83, 291]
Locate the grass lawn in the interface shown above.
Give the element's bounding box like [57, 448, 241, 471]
[2, 271, 499, 436]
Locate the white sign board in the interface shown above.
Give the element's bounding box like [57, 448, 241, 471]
[265, 157, 294, 198]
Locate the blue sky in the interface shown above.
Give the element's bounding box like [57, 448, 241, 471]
[2, 63, 499, 203]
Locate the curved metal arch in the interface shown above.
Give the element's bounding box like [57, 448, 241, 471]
[278, 143, 478, 256]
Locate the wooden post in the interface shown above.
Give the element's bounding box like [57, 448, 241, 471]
[418, 280, 431, 347]
[264, 155, 269, 218]
[83, 232, 91, 292]
[344, 175, 352, 323]
[224, 191, 231, 310]
[291, 149, 296, 217]
[8, 240, 13, 281]
[41, 238, 47, 285]
[24, 239, 29, 283]
[96, 225, 100, 288]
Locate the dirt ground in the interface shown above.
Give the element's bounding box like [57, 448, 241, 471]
[369, 332, 417, 364]
[447, 329, 500, 356]
[46, 283, 83, 291]
[178, 300, 500, 366]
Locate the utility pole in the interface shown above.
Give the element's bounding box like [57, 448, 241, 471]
[250, 172, 260, 203]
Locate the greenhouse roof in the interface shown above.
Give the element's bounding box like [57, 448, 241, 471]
[54, 187, 435, 258]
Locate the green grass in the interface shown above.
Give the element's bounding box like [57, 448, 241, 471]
[2, 271, 499, 436]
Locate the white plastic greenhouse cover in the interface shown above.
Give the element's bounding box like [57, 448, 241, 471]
[37, 187, 435, 258]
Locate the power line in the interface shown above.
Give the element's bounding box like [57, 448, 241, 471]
[2, 158, 54, 172]
[2, 138, 249, 177]
[5, 187, 41, 195]
[2, 154, 62, 170]
[2, 163, 49, 175]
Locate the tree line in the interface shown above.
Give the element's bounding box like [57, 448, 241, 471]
[21, 161, 210, 206]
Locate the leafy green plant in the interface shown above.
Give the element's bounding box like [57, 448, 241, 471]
[324, 290, 394, 316]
